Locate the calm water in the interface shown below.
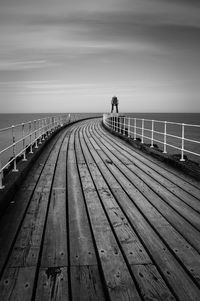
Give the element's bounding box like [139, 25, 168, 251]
[0, 113, 200, 166]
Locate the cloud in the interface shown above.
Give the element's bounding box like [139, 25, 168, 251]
[0, 60, 47, 71]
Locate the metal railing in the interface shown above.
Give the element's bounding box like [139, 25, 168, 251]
[0, 114, 71, 189]
[103, 113, 200, 163]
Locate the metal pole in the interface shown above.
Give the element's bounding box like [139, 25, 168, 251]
[141, 119, 144, 143]
[39, 119, 42, 144]
[163, 121, 167, 153]
[12, 125, 18, 172]
[0, 159, 5, 189]
[22, 123, 27, 161]
[128, 117, 130, 137]
[150, 120, 154, 148]
[42, 119, 45, 141]
[34, 120, 38, 148]
[123, 117, 126, 135]
[180, 123, 185, 161]
[134, 118, 136, 140]
[29, 121, 33, 154]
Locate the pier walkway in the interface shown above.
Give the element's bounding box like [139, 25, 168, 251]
[0, 118, 200, 300]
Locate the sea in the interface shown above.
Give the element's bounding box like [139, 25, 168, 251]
[0, 113, 200, 167]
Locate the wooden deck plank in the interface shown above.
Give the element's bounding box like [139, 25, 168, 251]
[71, 266, 106, 301]
[79, 128, 152, 266]
[75, 132, 142, 301]
[41, 189, 67, 268]
[95, 124, 200, 227]
[35, 267, 69, 301]
[68, 132, 98, 266]
[0, 267, 35, 301]
[8, 130, 66, 267]
[0, 118, 200, 300]
[0, 130, 68, 301]
[92, 124, 200, 253]
[98, 122, 200, 195]
[84, 121, 200, 300]
[131, 264, 176, 301]
[0, 133, 64, 275]
[97, 123, 200, 212]
[41, 135, 69, 268]
[90, 123, 200, 285]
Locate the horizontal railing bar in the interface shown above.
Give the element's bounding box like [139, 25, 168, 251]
[184, 149, 200, 156]
[0, 115, 68, 133]
[113, 120, 200, 144]
[184, 137, 200, 144]
[126, 116, 200, 127]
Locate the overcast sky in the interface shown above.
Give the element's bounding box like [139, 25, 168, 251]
[0, 0, 200, 113]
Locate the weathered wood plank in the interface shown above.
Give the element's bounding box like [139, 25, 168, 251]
[41, 189, 68, 268]
[80, 128, 151, 266]
[4, 132, 67, 268]
[90, 125, 200, 285]
[85, 122, 200, 300]
[0, 267, 35, 301]
[92, 125, 200, 253]
[41, 135, 69, 268]
[68, 132, 98, 266]
[97, 123, 200, 211]
[95, 124, 200, 229]
[71, 265, 106, 301]
[131, 264, 176, 301]
[97, 122, 200, 195]
[8, 190, 51, 267]
[35, 267, 69, 301]
[0, 134, 62, 274]
[75, 133, 141, 301]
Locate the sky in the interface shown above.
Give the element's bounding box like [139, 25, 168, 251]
[0, 0, 200, 113]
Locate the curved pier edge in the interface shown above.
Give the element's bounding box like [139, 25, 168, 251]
[0, 117, 99, 215]
[102, 121, 200, 181]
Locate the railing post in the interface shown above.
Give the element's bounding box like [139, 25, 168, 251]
[141, 119, 144, 143]
[39, 119, 42, 144]
[128, 117, 130, 137]
[12, 125, 18, 172]
[46, 118, 48, 136]
[29, 121, 33, 154]
[180, 123, 185, 161]
[163, 121, 167, 153]
[150, 120, 154, 147]
[0, 159, 5, 189]
[34, 120, 38, 148]
[116, 116, 118, 133]
[134, 118, 136, 140]
[22, 123, 27, 161]
[42, 119, 45, 141]
[123, 117, 126, 136]
[44, 118, 47, 138]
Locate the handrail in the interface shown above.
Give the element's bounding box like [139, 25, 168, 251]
[0, 113, 101, 189]
[103, 113, 200, 164]
[0, 114, 71, 189]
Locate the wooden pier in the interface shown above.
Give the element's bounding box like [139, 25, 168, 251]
[0, 118, 200, 300]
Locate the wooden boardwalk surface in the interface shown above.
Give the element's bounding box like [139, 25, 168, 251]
[0, 118, 200, 300]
